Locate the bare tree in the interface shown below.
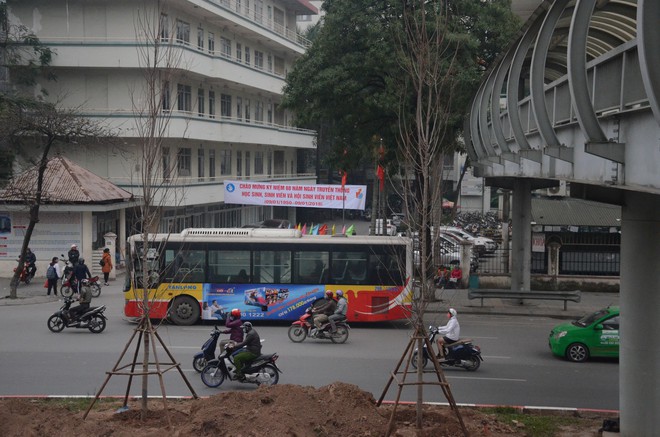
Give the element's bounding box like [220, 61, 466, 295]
[379, 2, 468, 435]
[0, 101, 111, 299]
[83, 0, 197, 421]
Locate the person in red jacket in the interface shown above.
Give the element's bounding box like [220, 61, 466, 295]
[447, 264, 463, 289]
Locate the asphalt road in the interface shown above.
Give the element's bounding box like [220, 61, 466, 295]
[0, 288, 619, 410]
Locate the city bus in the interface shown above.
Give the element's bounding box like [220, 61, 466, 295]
[123, 228, 413, 325]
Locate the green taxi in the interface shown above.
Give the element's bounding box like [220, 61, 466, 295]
[549, 306, 620, 362]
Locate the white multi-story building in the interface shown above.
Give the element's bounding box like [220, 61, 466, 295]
[6, 0, 318, 235]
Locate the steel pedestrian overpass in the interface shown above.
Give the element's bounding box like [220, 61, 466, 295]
[465, 1, 659, 435]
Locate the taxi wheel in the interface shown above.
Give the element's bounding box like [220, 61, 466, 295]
[566, 342, 590, 362]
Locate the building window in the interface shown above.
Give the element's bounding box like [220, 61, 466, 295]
[274, 56, 285, 75]
[245, 151, 251, 177]
[236, 43, 242, 63]
[162, 81, 170, 111]
[176, 19, 190, 44]
[236, 151, 243, 177]
[198, 148, 205, 180]
[255, 100, 264, 123]
[236, 97, 243, 121]
[209, 91, 216, 118]
[162, 147, 171, 181]
[245, 47, 250, 65]
[197, 88, 204, 116]
[177, 84, 192, 112]
[236, 0, 242, 14]
[221, 37, 231, 58]
[160, 14, 169, 40]
[220, 150, 231, 175]
[255, 151, 264, 174]
[245, 99, 251, 122]
[197, 27, 204, 50]
[267, 103, 273, 124]
[221, 94, 232, 118]
[267, 54, 272, 72]
[254, 50, 264, 70]
[208, 32, 215, 54]
[177, 147, 192, 176]
[209, 149, 216, 179]
[255, 0, 263, 23]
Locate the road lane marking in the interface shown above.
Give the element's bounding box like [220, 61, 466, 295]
[445, 376, 526, 382]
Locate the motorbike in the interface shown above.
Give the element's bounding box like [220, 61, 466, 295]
[287, 307, 350, 344]
[193, 326, 221, 372]
[60, 257, 101, 298]
[59, 255, 75, 292]
[411, 325, 483, 371]
[47, 293, 107, 333]
[14, 261, 35, 285]
[200, 342, 281, 388]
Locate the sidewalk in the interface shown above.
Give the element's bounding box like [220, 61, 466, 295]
[1, 274, 619, 319]
[0, 273, 125, 306]
[428, 287, 619, 319]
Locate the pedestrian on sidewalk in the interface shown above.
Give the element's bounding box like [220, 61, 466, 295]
[101, 248, 113, 286]
[46, 256, 61, 296]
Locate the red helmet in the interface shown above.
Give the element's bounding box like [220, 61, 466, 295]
[230, 308, 241, 318]
[325, 290, 334, 298]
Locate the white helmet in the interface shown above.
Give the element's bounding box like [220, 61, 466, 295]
[448, 308, 457, 317]
[336, 290, 343, 297]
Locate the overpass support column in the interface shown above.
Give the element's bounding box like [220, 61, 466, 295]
[620, 192, 660, 436]
[510, 179, 532, 292]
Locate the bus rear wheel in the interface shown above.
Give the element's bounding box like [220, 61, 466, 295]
[169, 296, 200, 326]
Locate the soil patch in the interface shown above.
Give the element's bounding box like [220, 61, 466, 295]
[0, 382, 614, 436]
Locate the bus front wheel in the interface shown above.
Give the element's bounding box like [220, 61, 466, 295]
[169, 296, 200, 326]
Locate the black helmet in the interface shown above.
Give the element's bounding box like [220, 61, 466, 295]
[241, 322, 252, 333]
[79, 257, 85, 264]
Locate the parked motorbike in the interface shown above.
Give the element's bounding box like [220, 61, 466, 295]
[411, 325, 483, 371]
[13, 261, 35, 285]
[193, 326, 221, 372]
[287, 307, 350, 344]
[47, 294, 107, 333]
[200, 342, 281, 388]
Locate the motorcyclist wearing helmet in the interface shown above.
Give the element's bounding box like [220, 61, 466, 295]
[328, 290, 348, 333]
[219, 308, 243, 352]
[312, 290, 337, 330]
[72, 257, 92, 294]
[68, 272, 93, 322]
[436, 308, 460, 358]
[231, 322, 262, 381]
[68, 244, 80, 266]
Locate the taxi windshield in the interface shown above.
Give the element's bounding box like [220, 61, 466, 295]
[574, 309, 610, 327]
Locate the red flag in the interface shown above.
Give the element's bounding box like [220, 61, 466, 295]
[341, 170, 347, 187]
[377, 165, 385, 191]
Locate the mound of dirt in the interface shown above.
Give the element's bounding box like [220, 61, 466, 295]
[0, 382, 610, 436]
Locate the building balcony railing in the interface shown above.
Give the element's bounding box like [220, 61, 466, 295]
[206, 0, 312, 48]
[110, 173, 317, 188]
[42, 38, 292, 82]
[80, 108, 316, 147]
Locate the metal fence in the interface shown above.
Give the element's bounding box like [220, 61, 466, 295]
[475, 246, 620, 276]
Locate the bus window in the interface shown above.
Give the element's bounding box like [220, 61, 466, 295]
[254, 250, 291, 284]
[167, 249, 206, 283]
[208, 249, 251, 283]
[294, 251, 328, 284]
[369, 251, 404, 285]
[331, 251, 367, 285]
